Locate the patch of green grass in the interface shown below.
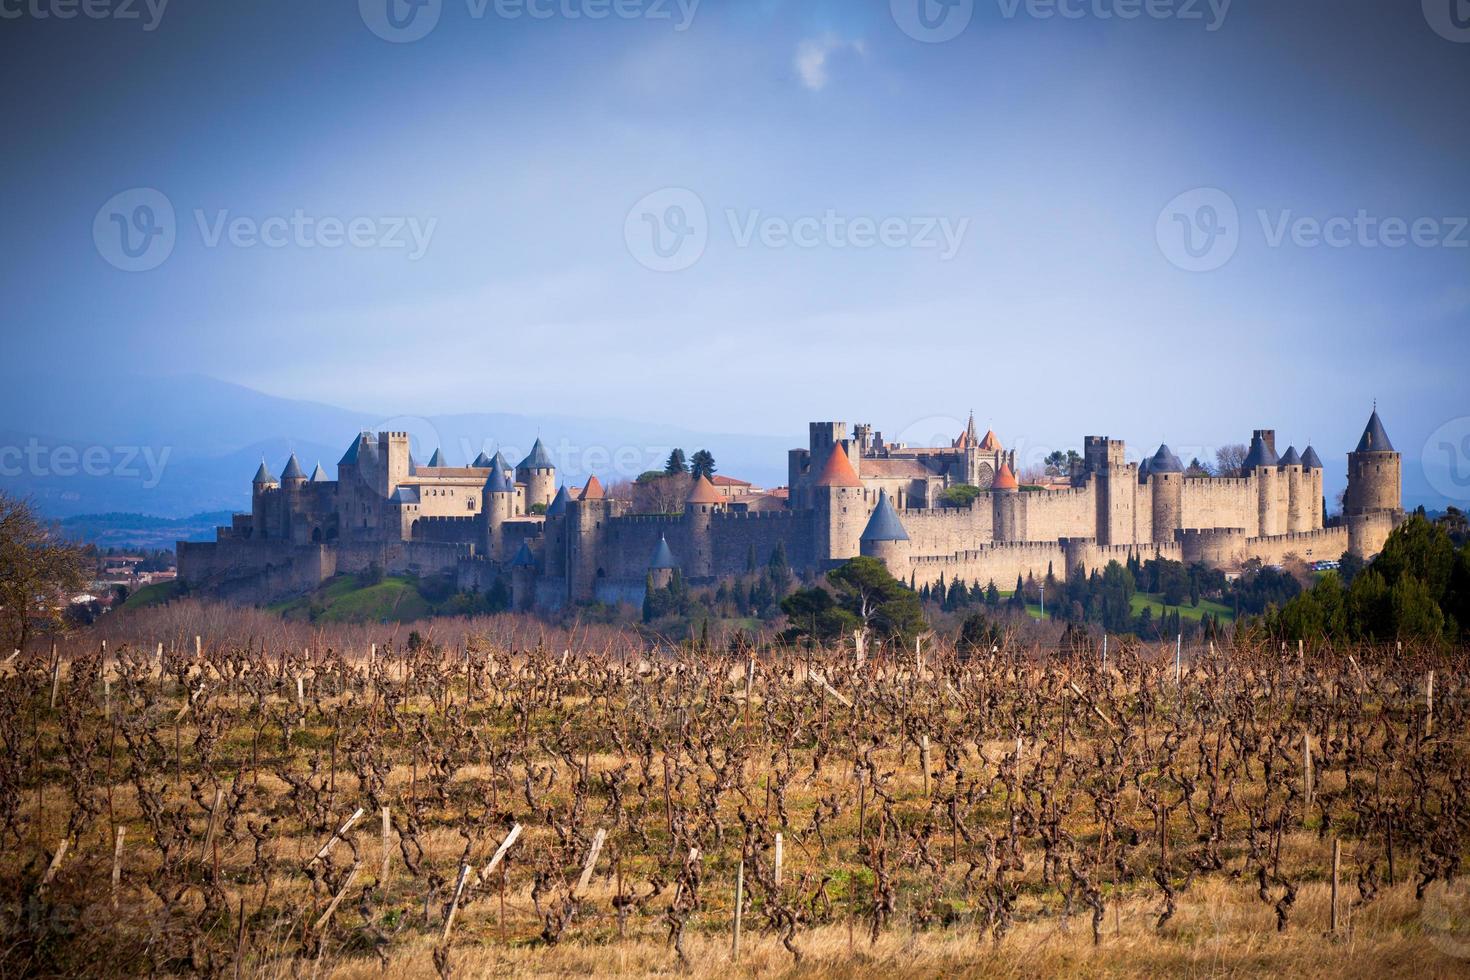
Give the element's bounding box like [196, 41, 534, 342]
[1129, 592, 1235, 623]
[120, 579, 186, 610]
[269, 573, 495, 624]
[315, 578, 431, 623]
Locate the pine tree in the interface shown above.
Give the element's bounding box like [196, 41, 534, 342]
[690, 449, 716, 480]
[664, 449, 688, 475]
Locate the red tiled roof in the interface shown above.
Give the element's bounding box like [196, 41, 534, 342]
[579, 475, 605, 500]
[686, 475, 723, 505]
[814, 446, 862, 488]
[979, 430, 1003, 451]
[992, 462, 1018, 491]
[709, 475, 751, 487]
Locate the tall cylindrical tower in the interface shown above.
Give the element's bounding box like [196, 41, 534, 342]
[1147, 444, 1184, 546]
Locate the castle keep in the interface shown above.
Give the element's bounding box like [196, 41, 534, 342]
[178, 410, 1405, 608]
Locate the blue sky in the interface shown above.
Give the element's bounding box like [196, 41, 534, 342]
[2, 0, 1468, 504]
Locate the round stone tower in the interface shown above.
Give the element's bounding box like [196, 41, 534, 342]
[648, 534, 679, 590]
[1147, 444, 1184, 546]
[1345, 408, 1403, 558]
[251, 459, 278, 539]
[684, 475, 723, 579]
[1244, 430, 1280, 537]
[1345, 409, 1401, 516]
[1278, 446, 1307, 533]
[859, 489, 910, 573]
[482, 463, 515, 559]
[990, 462, 1019, 542]
[812, 441, 866, 564]
[509, 541, 538, 611]
[516, 438, 557, 512]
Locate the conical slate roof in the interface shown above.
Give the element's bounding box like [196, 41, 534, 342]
[472, 451, 493, 468]
[518, 438, 554, 471]
[510, 541, 537, 568]
[1279, 446, 1302, 467]
[281, 453, 305, 480]
[650, 535, 678, 569]
[546, 484, 570, 517]
[427, 448, 446, 468]
[1356, 410, 1395, 453]
[1138, 457, 1152, 483]
[992, 462, 1019, 491]
[338, 432, 370, 466]
[491, 450, 513, 479]
[861, 490, 909, 542]
[1301, 446, 1324, 470]
[310, 462, 329, 482]
[1149, 444, 1184, 474]
[253, 460, 276, 485]
[485, 464, 514, 494]
[1243, 432, 1279, 470]
[814, 446, 862, 488]
[687, 474, 722, 505]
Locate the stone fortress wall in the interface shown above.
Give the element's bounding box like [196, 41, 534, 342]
[179, 409, 1405, 610]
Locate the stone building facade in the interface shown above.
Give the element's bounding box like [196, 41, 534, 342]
[178, 410, 1404, 607]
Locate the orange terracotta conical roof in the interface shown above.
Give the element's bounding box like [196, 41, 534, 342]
[814, 445, 862, 488]
[686, 474, 722, 505]
[992, 462, 1019, 491]
[578, 475, 605, 500]
[978, 429, 1003, 451]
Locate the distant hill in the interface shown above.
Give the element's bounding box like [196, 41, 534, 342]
[59, 511, 235, 550]
[0, 371, 798, 519]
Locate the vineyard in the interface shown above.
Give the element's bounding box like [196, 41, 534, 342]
[2, 613, 1469, 977]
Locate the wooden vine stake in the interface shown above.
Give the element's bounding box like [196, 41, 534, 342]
[1425, 670, 1434, 737]
[381, 806, 392, 885]
[576, 828, 607, 896]
[774, 832, 783, 887]
[111, 827, 126, 909]
[312, 862, 361, 933]
[1330, 837, 1341, 937]
[920, 735, 931, 797]
[311, 807, 364, 865]
[40, 839, 67, 895]
[1303, 734, 1314, 824]
[478, 823, 522, 883]
[441, 863, 471, 942]
[732, 859, 745, 962]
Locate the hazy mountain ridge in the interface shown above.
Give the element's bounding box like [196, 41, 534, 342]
[0, 373, 798, 519]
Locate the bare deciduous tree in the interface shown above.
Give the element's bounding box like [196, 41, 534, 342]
[0, 492, 87, 651]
